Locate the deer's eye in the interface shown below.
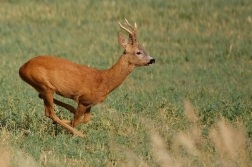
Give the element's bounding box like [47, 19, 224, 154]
[136, 51, 141, 55]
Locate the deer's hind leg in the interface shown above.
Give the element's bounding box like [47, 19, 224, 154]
[39, 94, 76, 124]
[39, 94, 76, 114]
[39, 91, 56, 119]
[39, 91, 84, 137]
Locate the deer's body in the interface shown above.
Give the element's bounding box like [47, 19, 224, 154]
[20, 55, 131, 105]
[19, 19, 155, 137]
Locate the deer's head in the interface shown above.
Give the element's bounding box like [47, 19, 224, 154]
[118, 19, 155, 67]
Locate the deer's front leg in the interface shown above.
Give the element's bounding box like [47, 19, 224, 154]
[47, 98, 76, 124]
[53, 98, 76, 114]
[81, 107, 91, 124]
[53, 99, 91, 125]
[72, 104, 91, 127]
[63, 107, 91, 126]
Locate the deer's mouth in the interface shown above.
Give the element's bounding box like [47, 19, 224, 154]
[147, 59, 155, 65]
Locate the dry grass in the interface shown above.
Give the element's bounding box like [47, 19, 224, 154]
[209, 118, 249, 167]
[0, 128, 39, 167]
[0, 128, 11, 167]
[0, 147, 10, 167]
[150, 100, 251, 167]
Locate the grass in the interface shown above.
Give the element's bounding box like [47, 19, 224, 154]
[0, 0, 252, 166]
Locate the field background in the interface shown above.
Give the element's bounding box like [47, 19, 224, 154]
[0, 0, 252, 166]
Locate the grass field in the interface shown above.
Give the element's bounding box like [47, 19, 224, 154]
[0, 0, 252, 166]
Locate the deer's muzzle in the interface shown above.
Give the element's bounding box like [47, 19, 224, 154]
[148, 59, 155, 65]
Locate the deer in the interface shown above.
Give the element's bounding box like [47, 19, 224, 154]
[19, 19, 155, 137]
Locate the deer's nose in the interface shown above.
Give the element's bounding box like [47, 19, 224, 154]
[148, 59, 155, 65]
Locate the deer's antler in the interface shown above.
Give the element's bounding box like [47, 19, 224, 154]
[118, 18, 138, 45]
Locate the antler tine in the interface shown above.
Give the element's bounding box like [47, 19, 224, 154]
[118, 19, 138, 46]
[118, 22, 132, 34]
[124, 18, 135, 29]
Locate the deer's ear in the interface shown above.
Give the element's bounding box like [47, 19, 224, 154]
[118, 32, 128, 49]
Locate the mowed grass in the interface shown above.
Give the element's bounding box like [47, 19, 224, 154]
[0, 0, 252, 166]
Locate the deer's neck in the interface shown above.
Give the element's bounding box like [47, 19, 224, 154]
[104, 54, 135, 93]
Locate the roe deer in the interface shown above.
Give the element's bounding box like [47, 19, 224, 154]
[19, 19, 155, 137]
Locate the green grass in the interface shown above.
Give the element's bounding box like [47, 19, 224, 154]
[0, 0, 252, 166]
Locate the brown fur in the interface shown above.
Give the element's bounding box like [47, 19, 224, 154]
[19, 19, 155, 137]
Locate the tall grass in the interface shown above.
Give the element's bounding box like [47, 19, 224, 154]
[1, 101, 251, 166]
